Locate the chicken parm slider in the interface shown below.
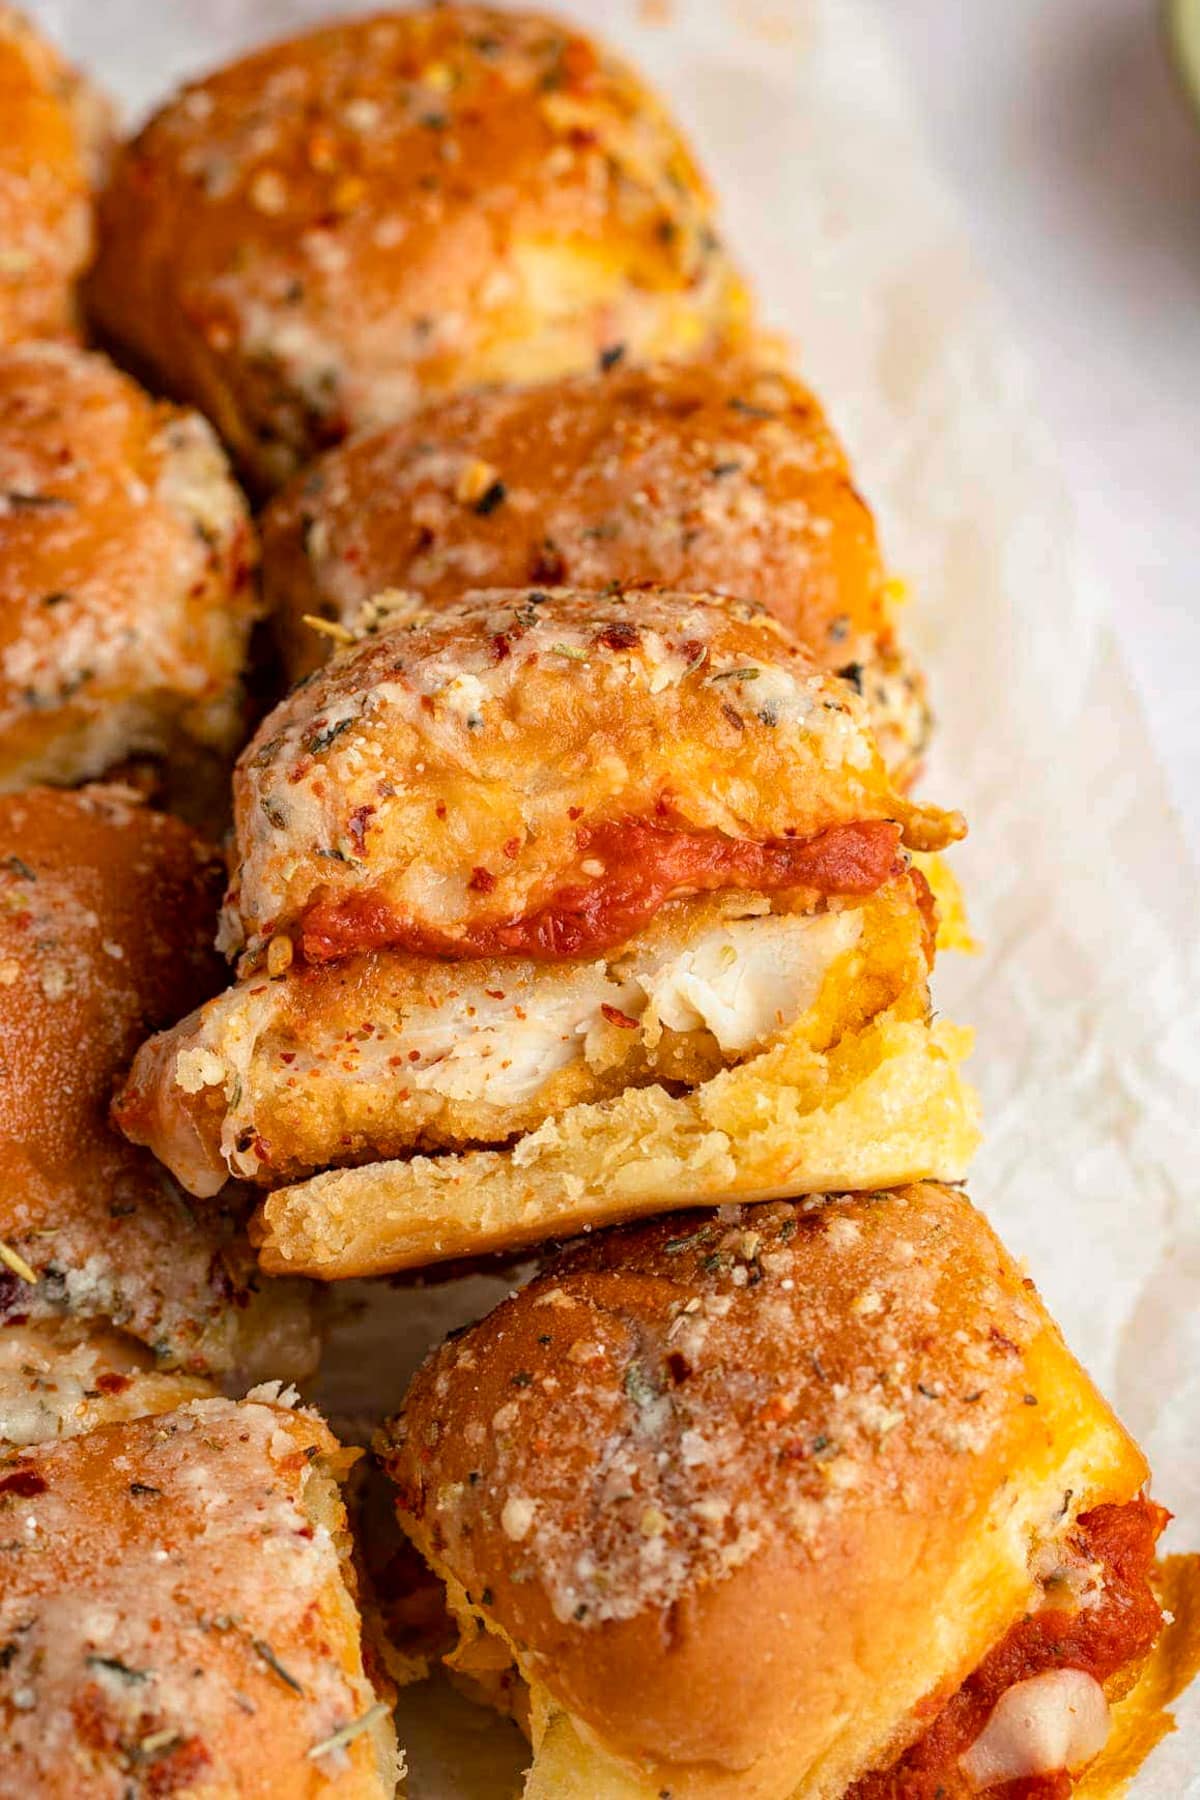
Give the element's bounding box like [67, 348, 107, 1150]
[0, 343, 258, 810]
[379, 1183, 1186, 1799]
[117, 587, 976, 1278]
[86, 5, 750, 492]
[0, 1390, 400, 1796]
[263, 359, 928, 785]
[0, 786, 318, 1387]
[0, 5, 112, 345]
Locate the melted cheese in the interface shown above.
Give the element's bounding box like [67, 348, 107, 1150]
[958, 1670, 1110, 1790]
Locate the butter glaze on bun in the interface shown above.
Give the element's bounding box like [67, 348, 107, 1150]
[262, 359, 928, 783]
[0, 785, 318, 1383]
[0, 5, 112, 344]
[221, 586, 958, 969]
[0, 1392, 400, 1795]
[380, 1184, 1163, 1799]
[0, 343, 258, 803]
[86, 5, 750, 491]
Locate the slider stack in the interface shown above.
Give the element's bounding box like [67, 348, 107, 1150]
[0, 7, 1193, 1798]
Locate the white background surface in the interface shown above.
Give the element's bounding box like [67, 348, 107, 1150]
[888, 0, 1200, 861]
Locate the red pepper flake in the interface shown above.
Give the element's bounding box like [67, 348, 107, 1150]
[435, 801, 447, 820]
[347, 804, 375, 856]
[468, 866, 497, 893]
[593, 620, 639, 652]
[502, 837, 521, 859]
[490, 633, 512, 661]
[601, 1003, 639, 1029]
[95, 1372, 132, 1396]
[0, 1468, 47, 1497]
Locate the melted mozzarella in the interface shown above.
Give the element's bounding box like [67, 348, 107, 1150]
[958, 1670, 1110, 1790]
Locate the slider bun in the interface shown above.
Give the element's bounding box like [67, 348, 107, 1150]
[227, 586, 960, 966]
[260, 360, 925, 779]
[86, 5, 750, 491]
[253, 1010, 979, 1278]
[0, 5, 112, 344]
[0, 785, 318, 1383]
[0, 1392, 400, 1795]
[381, 1184, 1148, 1797]
[0, 1317, 211, 1446]
[0, 343, 257, 802]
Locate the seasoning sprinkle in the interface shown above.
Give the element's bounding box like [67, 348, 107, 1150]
[473, 478, 507, 516]
[86, 1654, 149, 1685]
[307, 1700, 391, 1761]
[302, 613, 356, 646]
[252, 1637, 305, 1694]
[0, 1240, 37, 1285]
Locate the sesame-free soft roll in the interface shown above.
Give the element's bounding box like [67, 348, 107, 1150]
[0, 5, 112, 344]
[263, 359, 928, 784]
[0, 1315, 214, 1448]
[379, 1184, 1183, 1799]
[117, 588, 976, 1277]
[0, 1389, 401, 1795]
[0, 343, 258, 810]
[0, 785, 318, 1385]
[86, 5, 750, 492]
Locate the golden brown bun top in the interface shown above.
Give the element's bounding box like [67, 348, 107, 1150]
[0, 785, 318, 1382]
[227, 586, 959, 964]
[87, 4, 750, 491]
[0, 341, 257, 788]
[263, 358, 888, 683]
[0, 5, 112, 345]
[0, 1392, 397, 1796]
[381, 1184, 1148, 1783]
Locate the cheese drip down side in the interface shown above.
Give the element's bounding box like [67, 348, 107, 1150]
[116, 895, 876, 1196]
[959, 1670, 1110, 1789]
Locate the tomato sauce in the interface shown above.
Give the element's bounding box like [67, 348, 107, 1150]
[297, 817, 904, 965]
[848, 1500, 1166, 1798]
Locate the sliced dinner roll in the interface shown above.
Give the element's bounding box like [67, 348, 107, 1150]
[0, 1390, 401, 1795]
[0, 5, 112, 344]
[0, 785, 318, 1383]
[262, 359, 928, 783]
[0, 343, 258, 808]
[87, 5, 749, 491]
[0, 1316, 212, 1448]
[116, 589, 975, 1276]
[379, 1184, 1181, 1799]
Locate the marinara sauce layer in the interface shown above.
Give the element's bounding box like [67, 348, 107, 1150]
[848, 1498, 1167, 1800]
[297, 817, 905, 966]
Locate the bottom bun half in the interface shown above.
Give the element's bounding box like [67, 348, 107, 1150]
[254, 1010, 979, 1278]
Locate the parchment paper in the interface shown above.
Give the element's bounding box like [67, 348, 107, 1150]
[34, 0, 1200, 1791]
